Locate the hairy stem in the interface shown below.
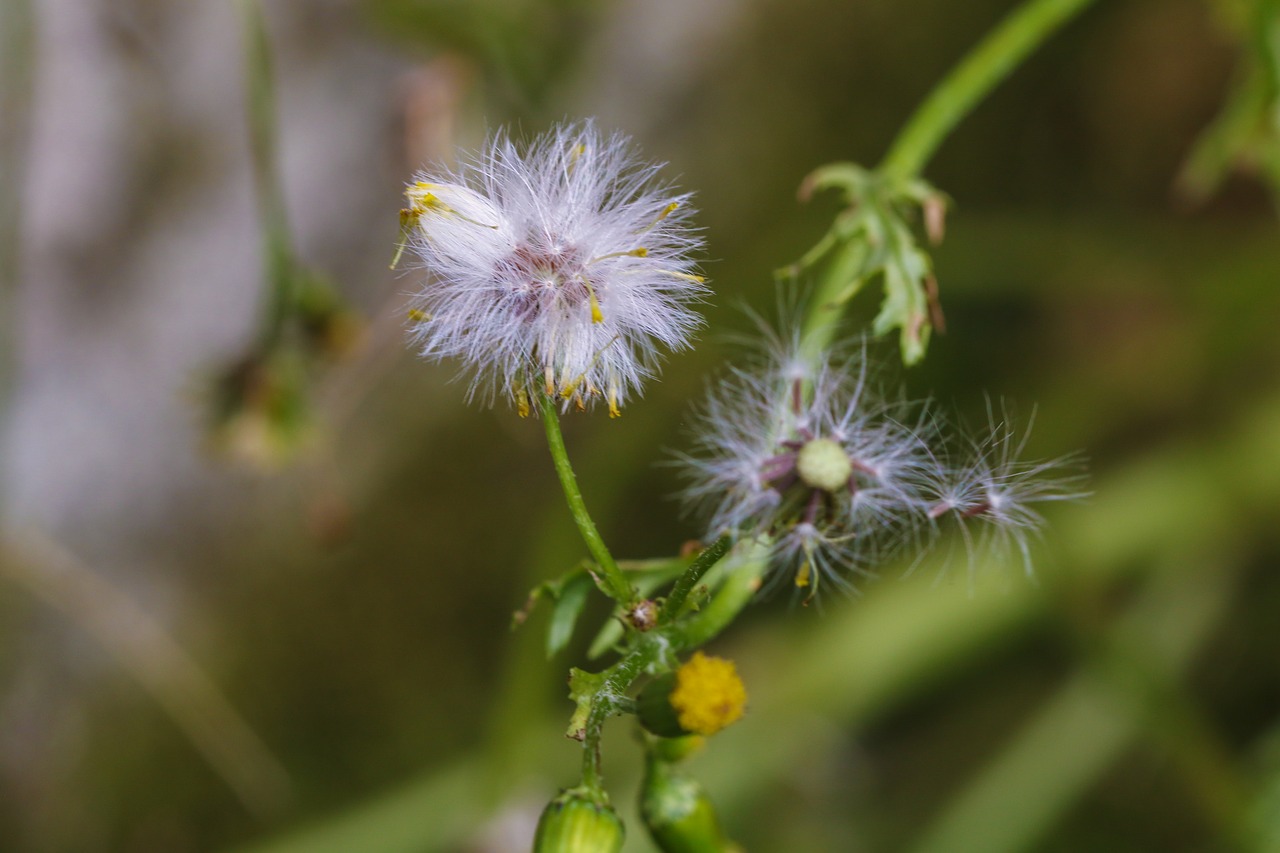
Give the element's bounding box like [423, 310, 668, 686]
[540, 398, 635, 606]
[580, 646, 650, 790]
[879, 0, 1097, 180]
[661, 535, 732, 622]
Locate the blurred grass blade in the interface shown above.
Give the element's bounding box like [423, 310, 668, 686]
[2, 530, 292, 817]
[909, 557, 1239, 853]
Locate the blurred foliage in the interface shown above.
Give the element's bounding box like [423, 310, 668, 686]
[4, 0, 1280, 851]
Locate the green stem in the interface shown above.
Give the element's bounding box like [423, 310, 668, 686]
[879, 0, 1096, 180]
[539, 398, 635, 606]
[661, 535, 732, 622]
[799, 230, 872, 368]
[675, 540, 772, 649]
[580, 645, 650, 789]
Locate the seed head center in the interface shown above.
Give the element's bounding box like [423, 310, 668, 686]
[795, 438, 853, 493]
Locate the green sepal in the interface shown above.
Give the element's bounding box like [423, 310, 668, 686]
[790, 160, 946, 365]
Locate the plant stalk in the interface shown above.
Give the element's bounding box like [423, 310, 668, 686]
[539, 398, 635, 606]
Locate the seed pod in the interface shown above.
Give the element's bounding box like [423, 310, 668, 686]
[641, 757, 738, 853]
[532, 786, 624, 853]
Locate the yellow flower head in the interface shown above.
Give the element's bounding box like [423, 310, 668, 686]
[668, 652, 746, 736]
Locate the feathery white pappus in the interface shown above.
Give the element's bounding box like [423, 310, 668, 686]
[922, 403, 1089, 581]
[678, 332, 936, 600]
[398, 121, 707, 417]
[678, 331, 1085, 600]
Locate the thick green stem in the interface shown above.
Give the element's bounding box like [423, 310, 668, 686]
[539, 399, 635, 606]
[661, 535, 732, 622]
[879, 0, 1096, 180]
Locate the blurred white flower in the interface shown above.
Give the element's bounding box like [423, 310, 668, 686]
[400, 121, 706, 416]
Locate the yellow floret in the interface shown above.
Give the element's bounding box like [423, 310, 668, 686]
[669, 652, 747, 736]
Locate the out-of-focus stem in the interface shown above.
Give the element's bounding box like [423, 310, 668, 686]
[0, 0, 34, 430]
[238, 0, 297, 350]
[1, 531, 291, 817]
[879, 0, 1096, 180]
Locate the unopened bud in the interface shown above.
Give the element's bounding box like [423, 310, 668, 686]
[641, 757, 738, 853]
[532, 786, 624, 853]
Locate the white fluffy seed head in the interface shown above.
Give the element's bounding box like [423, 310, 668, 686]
[678, 334, 933, 597]
[401, 121, 707, 415]
[678, 334, 1085, 598]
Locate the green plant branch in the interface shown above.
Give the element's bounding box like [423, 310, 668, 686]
[539, 396, 635, 606]
[661, 534, 732, 622]
[569, 0, 1104, 804]
[799, 225, 877, 368]
[579, 644, 651, 790]
[879, 0, 1097, 181]
[676, 543, 770, 649]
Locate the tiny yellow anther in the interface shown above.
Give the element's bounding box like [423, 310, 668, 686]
[390, 208, 421, 269]
[404, 184, 498, 229]
[559, 374, 583, 400]
[641, 201, 680, 233]
[588, 248, 648, 264]
[588, 292, 604, 324]
[407, 308, 431, 322]
[669, 271, 705, 284]
[515, 388, 531, 418]
[608, 387, 621, 419]
[795, 560, 811, 588]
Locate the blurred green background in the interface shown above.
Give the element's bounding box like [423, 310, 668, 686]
[1, 0, 1279, 850]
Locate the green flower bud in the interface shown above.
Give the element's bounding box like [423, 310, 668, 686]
[532, 786, 624, 853]
[641, 757, 738, 853]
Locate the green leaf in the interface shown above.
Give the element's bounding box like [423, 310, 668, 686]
[565, 667, 605, 741]
[546, 572, 593, 659]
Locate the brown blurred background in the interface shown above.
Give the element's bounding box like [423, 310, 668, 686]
[1, 0, 1278, 850]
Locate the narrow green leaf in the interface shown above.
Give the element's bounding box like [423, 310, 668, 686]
[546, 572, 593, 659]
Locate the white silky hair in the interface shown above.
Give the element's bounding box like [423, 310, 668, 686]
[404, 120, 707, 413]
